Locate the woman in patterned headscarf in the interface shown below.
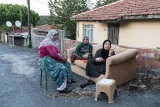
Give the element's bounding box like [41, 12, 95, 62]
[70, 36, 93, 63]
[39, 30, 75, 93]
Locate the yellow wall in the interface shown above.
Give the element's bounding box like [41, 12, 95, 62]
[119, 20, 160, 49]
[76, 21, 108, 43]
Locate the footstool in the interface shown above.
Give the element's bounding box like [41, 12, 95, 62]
[95, 79, 116, 103]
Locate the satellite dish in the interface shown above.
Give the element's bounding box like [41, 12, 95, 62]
[86, 0, 93, 10]
[15, 21, 21, 27]
[6, 21, 12, 27]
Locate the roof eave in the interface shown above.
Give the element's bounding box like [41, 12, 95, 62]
[122, 14, 160, 20]
[71, 14, 160, 22]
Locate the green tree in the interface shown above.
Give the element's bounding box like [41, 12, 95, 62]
[36, 16, 52, 26]
[0, 4, 40, 31]
[48, 0, 88, 40]
[95, 0, 119, 8]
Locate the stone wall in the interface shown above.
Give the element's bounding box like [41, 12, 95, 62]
[118, 45, 160, 71]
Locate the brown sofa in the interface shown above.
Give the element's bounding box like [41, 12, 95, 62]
[67, 44, 139, 86]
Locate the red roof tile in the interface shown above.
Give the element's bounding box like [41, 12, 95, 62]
[35, 24, 58, 32]
[71, 0, 160, 21]
[14, 28, 28, 33]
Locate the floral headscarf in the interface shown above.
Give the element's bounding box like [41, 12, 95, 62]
[39, 29, 59, 48]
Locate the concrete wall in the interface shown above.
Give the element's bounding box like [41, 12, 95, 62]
[119, 20, 160, 49]
[31, 30, 65, 50]
[76, 21, 108, 43]
[0, 33, 8, 43]
[31, 33, 46, 48]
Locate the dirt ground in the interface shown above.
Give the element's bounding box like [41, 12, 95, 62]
[43, 69, 160, 99]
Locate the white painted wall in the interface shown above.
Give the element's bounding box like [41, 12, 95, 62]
[119, 20, 160, 49]
[76, 21, 108, 43]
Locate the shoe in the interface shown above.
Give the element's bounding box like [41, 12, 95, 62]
[67, 79, 76, 84]
[88, 80, 95, 85]
[71, 79, 76, 83]
[58, 88, 72, 93]
[80, 80, 95, 88]
[80, 83, 89, 88]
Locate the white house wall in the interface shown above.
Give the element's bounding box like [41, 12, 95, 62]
[119, 20, 160, 49]
[76, 21, 108, 43]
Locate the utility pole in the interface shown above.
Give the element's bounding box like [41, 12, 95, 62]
[27, 0, 32, 48]
[20, 10, 22, 34]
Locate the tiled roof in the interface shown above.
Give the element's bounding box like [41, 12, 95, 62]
[34, 24, 58, 32]
[14, 28, 28, 33]
[71, 0, 160, 21]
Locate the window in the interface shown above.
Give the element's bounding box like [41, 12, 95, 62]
[83, 24, 93, 42]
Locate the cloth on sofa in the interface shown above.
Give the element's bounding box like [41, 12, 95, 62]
[74, 60, 87, 69]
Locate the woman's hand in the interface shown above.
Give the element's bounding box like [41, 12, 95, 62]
[83, 54, 89, 59]
[62, 58, 67, 63]
[96, 57, 104, 62]
[109, 47, 116, 56]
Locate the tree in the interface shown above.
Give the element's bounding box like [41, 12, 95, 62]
[36, 16, 52, 26]
[0, 4, 40, 31]
[95, 0, 119, 8]
[48, 0, 88, 40]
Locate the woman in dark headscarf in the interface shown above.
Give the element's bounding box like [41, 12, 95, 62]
[80, 40, 115, 88]
[71, 36, 93, 63]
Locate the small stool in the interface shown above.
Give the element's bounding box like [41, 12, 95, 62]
[95, 79, 116, 103]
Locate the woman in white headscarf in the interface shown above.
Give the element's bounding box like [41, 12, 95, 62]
[39, 30, 75, 93]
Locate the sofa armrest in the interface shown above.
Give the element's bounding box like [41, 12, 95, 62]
[67, 47, 76, 59]
[106, 49, 139, 66]
[105, 49, 139, 86]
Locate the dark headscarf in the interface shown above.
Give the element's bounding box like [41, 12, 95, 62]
[101, 40, 111, 59]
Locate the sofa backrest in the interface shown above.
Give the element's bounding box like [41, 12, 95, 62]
[92, 44, 128, 57]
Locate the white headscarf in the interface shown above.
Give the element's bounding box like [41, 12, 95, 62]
[39, 29, 59, 48]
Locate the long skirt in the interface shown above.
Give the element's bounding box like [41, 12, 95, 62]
[39, 56, 72, 89]
[86, 59, 106, 78]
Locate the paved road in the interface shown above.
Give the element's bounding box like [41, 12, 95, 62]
[0, 43, 160, 107]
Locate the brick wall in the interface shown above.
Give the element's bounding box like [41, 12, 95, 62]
[118, 45, 160, 71]
[64, 39, 160, 71]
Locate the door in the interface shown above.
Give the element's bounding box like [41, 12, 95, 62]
[108, 23, 120, 44]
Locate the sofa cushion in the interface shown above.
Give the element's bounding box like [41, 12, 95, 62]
[92, 44, 102, 57]
[74, 60, 87, 69]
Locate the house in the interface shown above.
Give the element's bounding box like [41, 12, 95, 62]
[71, 0, 160, 49]
[33, 24, 58, 36]
[13, 28, 28, 33]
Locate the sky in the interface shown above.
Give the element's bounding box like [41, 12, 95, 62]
[0, 0, 97, 16]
